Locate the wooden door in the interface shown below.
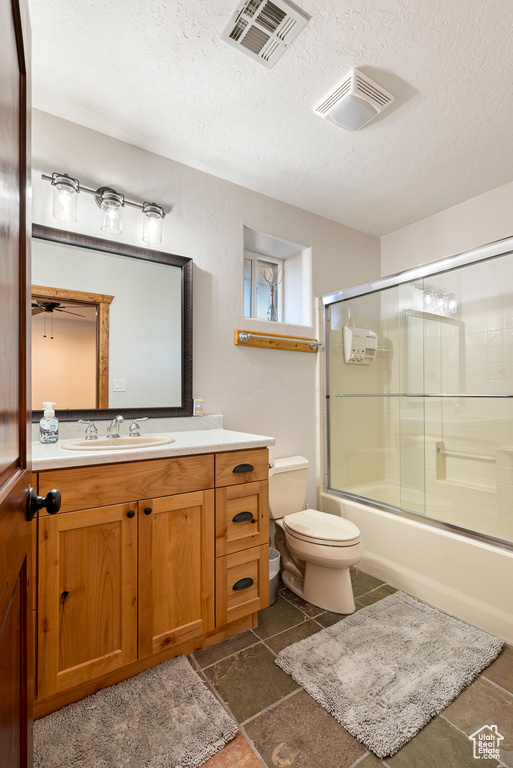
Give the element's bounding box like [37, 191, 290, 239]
[138, 491, 215, 657]
[37, 504, 138, 701]
[0, 1, 32, 767]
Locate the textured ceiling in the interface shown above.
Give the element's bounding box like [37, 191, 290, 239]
[27, 0, 513, 236]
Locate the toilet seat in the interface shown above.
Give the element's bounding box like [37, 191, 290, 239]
[283, 508, 361, 546]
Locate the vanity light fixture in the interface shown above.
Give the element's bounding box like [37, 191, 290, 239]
[423, 288, 458, 315]
[43, 172, 167, 246]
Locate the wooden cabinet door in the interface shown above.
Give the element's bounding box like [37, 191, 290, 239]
[37, 504, 138, 700]
[138, 491, 215, 658]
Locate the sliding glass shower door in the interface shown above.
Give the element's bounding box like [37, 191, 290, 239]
[325, 240, 513, 545]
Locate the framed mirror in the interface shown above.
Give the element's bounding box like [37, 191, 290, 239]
[31, 224, 193, 422]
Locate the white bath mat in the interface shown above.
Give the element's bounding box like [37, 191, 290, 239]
[275, 591, 503, 758]
[34, 655, 238, 768]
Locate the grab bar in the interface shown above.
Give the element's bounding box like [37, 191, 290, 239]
[436, 448, 496, 462]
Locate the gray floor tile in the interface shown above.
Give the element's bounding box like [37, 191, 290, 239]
[253, 595, 307, 640]
[357, 584, 397, 607]
[265, 619, 323, 654]
[245, 689, 366, 768]
[203, 642, 299, 722]
[193, 630, 258, 669]
[386, 715, 500, 767]
[442, 676, 513, 766]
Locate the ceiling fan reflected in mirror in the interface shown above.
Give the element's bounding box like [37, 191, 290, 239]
[31, 300, 85, 318]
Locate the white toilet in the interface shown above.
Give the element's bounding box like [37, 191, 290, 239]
[270, 456, 363, 614]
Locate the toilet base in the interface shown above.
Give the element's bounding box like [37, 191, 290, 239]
[303, 562, 356, 614]
[282, 563, 356, 615]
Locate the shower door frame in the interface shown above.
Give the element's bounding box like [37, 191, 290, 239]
[323, 235, 513, 554]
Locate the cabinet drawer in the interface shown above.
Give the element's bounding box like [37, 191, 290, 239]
[215, 481, 269, 557]
[215, 544, 269, 626]
[215, 448, 269, 487]
[38, 454, 214, 514]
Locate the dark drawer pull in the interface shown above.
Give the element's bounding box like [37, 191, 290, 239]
[232, 511, 254, 523]
[233, 463, 254, 474]
[144, 506, 152, 515]
[232, 577, 254, 591]
[127, 510, 136, 519]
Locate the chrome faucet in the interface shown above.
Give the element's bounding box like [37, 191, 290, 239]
[128, 417, 148, 437]
[107, 415, 124, 438]
[78, 419, 98, 440]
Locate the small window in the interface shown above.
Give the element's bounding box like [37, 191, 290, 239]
[244, 253, 284, 322]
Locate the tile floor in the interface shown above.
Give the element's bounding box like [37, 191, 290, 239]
[191, 567, 512, 768]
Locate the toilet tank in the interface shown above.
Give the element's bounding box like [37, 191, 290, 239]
[269, 456, 309, 520]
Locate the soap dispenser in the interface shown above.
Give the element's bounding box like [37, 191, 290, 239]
[40, 402, 59, 443]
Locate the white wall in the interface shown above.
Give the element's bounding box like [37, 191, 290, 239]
[381, 180, 513, 275]
[32, 110, 380, 506]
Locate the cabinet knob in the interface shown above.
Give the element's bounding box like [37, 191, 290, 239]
[144, 507, 152, 515]
[27, 487, 61, 521]
[233, 463, 254, 474]
[127, 510, 136, 519]
[232, 511, 254, 524]
[232, 577, 254, 591]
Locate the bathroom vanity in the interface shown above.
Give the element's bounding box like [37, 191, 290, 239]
[32, 429, 272, 716]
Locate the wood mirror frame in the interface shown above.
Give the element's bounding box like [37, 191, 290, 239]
[31, 224, 193, 422]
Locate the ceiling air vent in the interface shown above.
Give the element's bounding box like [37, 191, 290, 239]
[314, 69, 394, 131]
[221, 0, 310, 69]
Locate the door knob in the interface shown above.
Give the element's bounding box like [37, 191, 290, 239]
[27, 487, 61, 521]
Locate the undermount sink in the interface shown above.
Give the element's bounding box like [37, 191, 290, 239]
[61, 435, 176, 451]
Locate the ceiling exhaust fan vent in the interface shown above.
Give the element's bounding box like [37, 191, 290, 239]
[314, 69, 394, 131]
[221, 0, 310, 69]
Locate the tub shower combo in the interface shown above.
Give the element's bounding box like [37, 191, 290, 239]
[322, 237, 513, 642]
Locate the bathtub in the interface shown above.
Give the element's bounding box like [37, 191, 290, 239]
[320, 491, 513, 644]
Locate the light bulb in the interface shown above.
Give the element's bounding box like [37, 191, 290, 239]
[142, 203, 165, 246]
[99, 190, 124, 235]
[51, 173, 78, 222]
[424, 289, 435, 307]
[435, 291, 446, 312]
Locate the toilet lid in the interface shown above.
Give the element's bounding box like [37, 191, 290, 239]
[283, 508, 361, 545]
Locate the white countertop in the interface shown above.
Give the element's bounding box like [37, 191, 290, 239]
[32, 429, 275, 471]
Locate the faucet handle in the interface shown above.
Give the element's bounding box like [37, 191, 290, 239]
[78, 419, 98, 440]
[129, 417, 148, 437]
